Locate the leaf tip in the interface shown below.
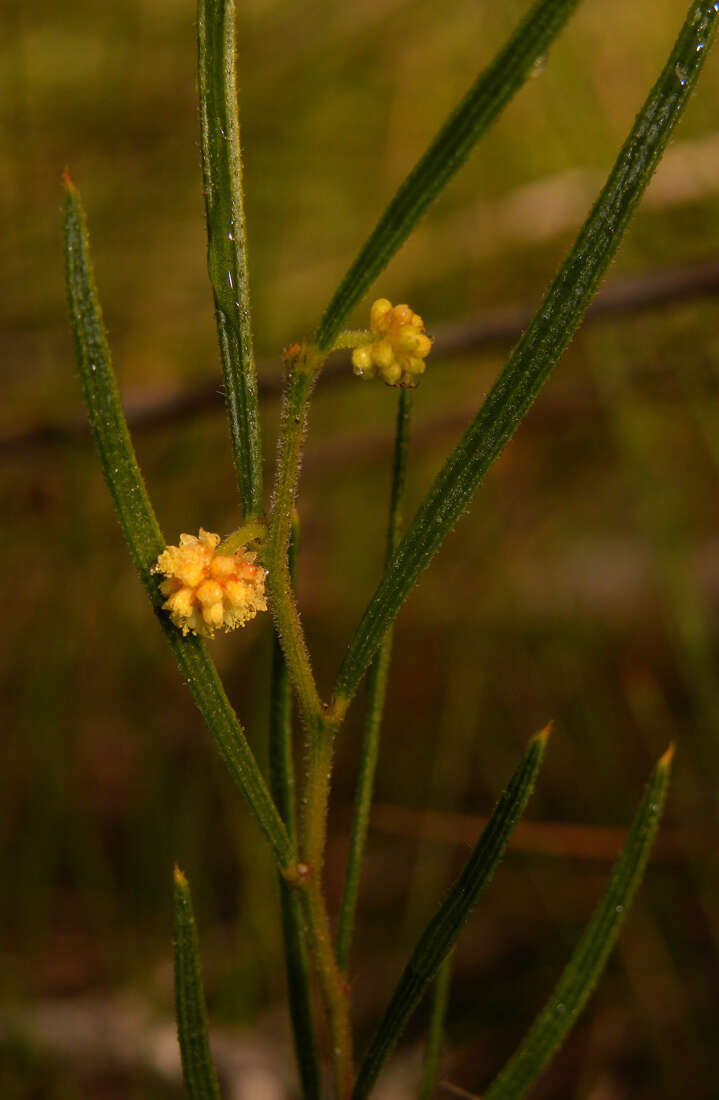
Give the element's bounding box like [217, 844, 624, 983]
[534, 720, 553, 749]
[62, 165, 75, 193]
[174, 862, 188, 888]
[658, 741, 675, 771]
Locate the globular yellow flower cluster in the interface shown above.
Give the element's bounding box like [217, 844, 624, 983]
[153, 528, 267, 638]
[351, 299, 432, 387]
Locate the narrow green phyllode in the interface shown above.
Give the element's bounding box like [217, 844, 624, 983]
[315, 0, 582, 351]
[481, 745, 674, 1100]
[336, 389, 413, 973]
[173, 866, 222, 1100]
[333, 0, 719, 707]
[63, 175, 293, 873]
[352, 727, 549, 1100]
[198, 0, 263, 517]
[418, 953, 454, 1100]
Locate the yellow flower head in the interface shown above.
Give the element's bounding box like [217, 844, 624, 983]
[152, 528, 267, 637]
[351, 299, 433, 387]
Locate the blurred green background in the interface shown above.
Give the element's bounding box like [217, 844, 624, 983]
[3, 0, 719, 1096]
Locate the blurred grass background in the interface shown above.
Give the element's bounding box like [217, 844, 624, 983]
[3, 0, 719, 1096]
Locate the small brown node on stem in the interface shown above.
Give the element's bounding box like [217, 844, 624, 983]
[283, 341, 304, 373]
[280, 861, 312, 886]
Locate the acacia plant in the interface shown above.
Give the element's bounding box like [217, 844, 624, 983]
[64, 0, 717, 1096]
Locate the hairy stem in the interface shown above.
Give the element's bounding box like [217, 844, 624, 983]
[266, 345, 324, 732]
[269, 520, 322, 1099]
[299, 874, 355, 1099]
[266, 340, 355, 1094]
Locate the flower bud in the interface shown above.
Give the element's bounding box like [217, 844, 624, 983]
[372, 340, 395, 371]
[370, 298, 393, 331]
[351, 345, 377, 378]
[353, 298, 433, 387]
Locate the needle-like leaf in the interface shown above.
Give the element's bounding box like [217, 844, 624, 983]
[418, 953, 454, 1100]
[315, 0, 583, 351]
[173, 866, 222, 1100]
[198, 0, 263, 517]
[481, 746, 674, 1100]
[63, 175, 293, 872]
[336, 389, 413, 973]
[333, 0, 719, 708]
[352, 727, 549, 1100]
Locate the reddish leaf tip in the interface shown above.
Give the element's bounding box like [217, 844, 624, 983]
[534, 720, 553, 747]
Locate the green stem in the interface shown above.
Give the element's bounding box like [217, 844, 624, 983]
[299, 693, 352, 1096]
[266, 345, 324, 733]
[266, 344, 353, 1093]
[418, 954, 454, 1100]
[269, 516, 301, 834]
[303, 725, 336, 875]
[198, 0, 263, 517]
[336, 390, 413, 972]
[269, 520, 322, 1100]
[299, 877, 355, 1100]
